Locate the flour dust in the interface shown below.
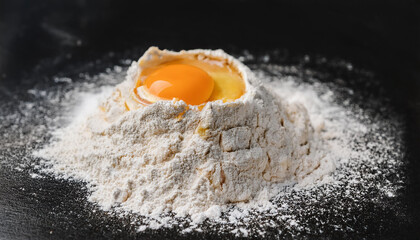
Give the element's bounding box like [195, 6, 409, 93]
[0, 53, 406, 238]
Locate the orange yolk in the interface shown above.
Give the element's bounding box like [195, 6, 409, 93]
[144, 64, 214, 105]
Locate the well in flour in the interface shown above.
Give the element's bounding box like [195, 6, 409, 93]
[35, 48, 336, 224]
[24, 49, 406, 238]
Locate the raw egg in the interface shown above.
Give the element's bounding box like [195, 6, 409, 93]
[135, 53, 246, 106]
[142, 64, 214, 105]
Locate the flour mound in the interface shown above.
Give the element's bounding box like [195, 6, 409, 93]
[35, 48, 335, 223]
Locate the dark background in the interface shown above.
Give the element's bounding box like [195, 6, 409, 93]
[0, 0, 419, 239]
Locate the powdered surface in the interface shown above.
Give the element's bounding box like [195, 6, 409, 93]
[0, 52, 407, 238]
[34, 49, 338, 225]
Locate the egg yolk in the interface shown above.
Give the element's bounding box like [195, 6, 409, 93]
[144, 64, 214, 105]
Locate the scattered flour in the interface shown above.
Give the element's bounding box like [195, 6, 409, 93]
[3, 50, 402, 237]
[35, 48, 337, 225]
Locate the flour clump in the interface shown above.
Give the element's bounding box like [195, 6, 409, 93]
[35, 47, 335, 222]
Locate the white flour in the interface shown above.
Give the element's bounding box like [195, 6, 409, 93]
[18, 51, 405, 238]
[35, 49, 337, 226]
